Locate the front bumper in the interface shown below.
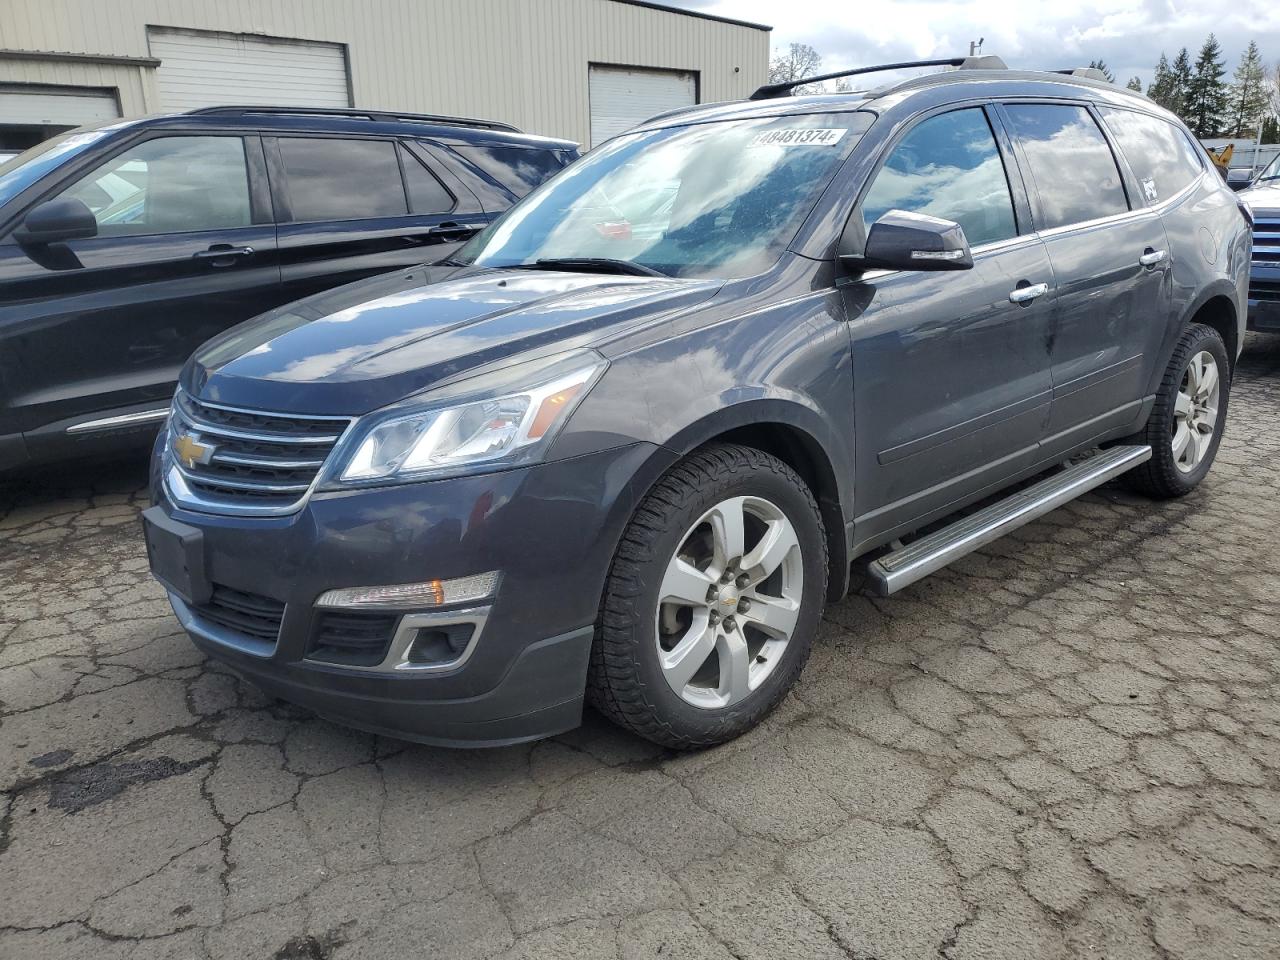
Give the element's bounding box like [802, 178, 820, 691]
[148, 439, 666, 746]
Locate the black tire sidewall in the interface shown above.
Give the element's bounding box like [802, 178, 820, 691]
[1147, 324, 1231, 494]
[612, 453, 826, 744]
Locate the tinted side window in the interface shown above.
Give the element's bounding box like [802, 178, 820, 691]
[456, 145, 567, 197]
[1003, 104, 1128, 230]
[398, 145, 454, 214]
[60, 136, 250, 236]
[860, 108, 1017, 247]
[278, 138, 407, 222]
[1097, 107, 1204, 203]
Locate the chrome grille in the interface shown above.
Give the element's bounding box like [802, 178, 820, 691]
[1252, 217, 1280, 265]
[1250, 280, 1280, 303]
[166, 392, 352, 516]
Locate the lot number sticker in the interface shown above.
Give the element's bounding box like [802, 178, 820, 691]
[749, 128, 848, 147]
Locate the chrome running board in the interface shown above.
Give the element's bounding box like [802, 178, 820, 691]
[867, 445, 1152, 596]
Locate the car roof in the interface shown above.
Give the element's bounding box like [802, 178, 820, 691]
[97, 108, 578, 150]
[634, 68, 1172, 133]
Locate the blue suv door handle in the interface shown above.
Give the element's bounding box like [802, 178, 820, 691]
[428, 222, 486, 240]
[1008, 281, 1048, 304]
[1139, 248, 1167, 267]
[194, 245, 254, 267]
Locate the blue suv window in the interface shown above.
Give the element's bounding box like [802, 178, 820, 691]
[398, 144, 454, 214]
[59, 135, 250, 236]
[860, 108, 1017, 247]
[279, 137, 407, 222]
[1003, 104, 1128, 230]
[454, 144, 567, 197]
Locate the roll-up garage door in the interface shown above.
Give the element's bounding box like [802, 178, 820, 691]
[149, 28, 350, 112]
[589, 65, 696, 148]
[0, 87, 119, 127]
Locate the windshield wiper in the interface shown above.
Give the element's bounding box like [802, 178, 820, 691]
[524, 257, 669, 278]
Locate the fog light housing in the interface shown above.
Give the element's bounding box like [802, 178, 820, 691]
[407, 623, 477, 665]
[315, 571, 499, 610]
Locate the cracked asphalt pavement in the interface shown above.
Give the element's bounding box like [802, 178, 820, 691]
[3, 335, 1280, 960]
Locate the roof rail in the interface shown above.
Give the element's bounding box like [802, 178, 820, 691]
[186, 105, 520, 133]
[1054, 68, 1112, 83]
[748, 55, 1008, 100]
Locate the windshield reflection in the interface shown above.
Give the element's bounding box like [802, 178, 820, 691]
[458, 113, 871, 279]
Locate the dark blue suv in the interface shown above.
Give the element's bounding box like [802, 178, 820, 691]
[0, 106, 577, 471]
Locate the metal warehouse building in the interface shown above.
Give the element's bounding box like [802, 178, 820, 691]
[0, 0, 770, 150]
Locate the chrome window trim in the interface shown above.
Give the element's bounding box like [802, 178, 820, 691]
[306, 605, 490, 674]
[1034, 205, 1157, 240]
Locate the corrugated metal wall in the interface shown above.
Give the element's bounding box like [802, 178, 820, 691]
[0, 0, 769, 144]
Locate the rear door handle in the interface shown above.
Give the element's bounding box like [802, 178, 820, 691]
[1008, 281, 1048, 304]
[1139, 248, 1167, 267]
[194, 245, 254, 266]
[428, 221, 486, 240]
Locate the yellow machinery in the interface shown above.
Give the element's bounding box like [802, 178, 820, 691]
[1206, 143, 1234, 174]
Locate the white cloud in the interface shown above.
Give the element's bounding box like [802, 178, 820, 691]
[670, 0, 1280, 91]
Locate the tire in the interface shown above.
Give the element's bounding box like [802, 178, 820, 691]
[1124, 322, 1230, 499]
[587, 443, 828, 749]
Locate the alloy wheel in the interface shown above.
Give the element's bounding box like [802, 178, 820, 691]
[1172, 350, 1220, 474]
[654, 496, 803, 709]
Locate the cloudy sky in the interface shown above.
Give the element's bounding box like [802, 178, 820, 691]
[666, 0, 1279, 92]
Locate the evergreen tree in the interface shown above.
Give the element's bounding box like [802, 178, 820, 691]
[1147, 52, 1176, 108]
[1185, 34, 1229, 137]
[1263, 116, 1280, 144]
[1170, 47, 1194, 116]
[1227, 41, 1269, 138]
[1126, 76, 1143, 92]
[1088, 59, 1115, 83]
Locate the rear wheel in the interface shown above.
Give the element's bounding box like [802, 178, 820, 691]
[588, 443, 827, 749]
[1124, 323, 1230, 498]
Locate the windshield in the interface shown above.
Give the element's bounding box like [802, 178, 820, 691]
[0, 127, 116, 208]
[458, 113, 871, 279]
[1257, 153, 1280, 183]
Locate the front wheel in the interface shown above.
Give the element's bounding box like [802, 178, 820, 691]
[587, 443, 828, 749]
[1124, 323, 1230, 498]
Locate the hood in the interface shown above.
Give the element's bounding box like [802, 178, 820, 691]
[1239, 179, 1280, 216]
[188, 266, 721, 415]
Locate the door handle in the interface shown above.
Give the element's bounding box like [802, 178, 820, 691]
[1139, 248, 1167, 267]
[194, 245, 254, 266]
[428, 221, 485, 240]
[1008, 282, 1048, 304]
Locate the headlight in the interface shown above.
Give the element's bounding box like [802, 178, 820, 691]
[335, 353, 605, 484]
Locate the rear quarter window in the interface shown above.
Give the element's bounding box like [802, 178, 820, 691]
[455, 144, 569, 197]
[1097, 107, 1205, 204]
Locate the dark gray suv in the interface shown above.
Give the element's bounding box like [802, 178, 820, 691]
[143, 58, 1251, 749]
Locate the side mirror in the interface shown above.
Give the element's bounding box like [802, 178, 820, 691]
[852, 209, 973, 272]
[1226, 168, 1254, 192]
[16, 197, 98, 245]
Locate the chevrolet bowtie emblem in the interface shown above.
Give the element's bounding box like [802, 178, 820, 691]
[173, 432, 216, 469]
